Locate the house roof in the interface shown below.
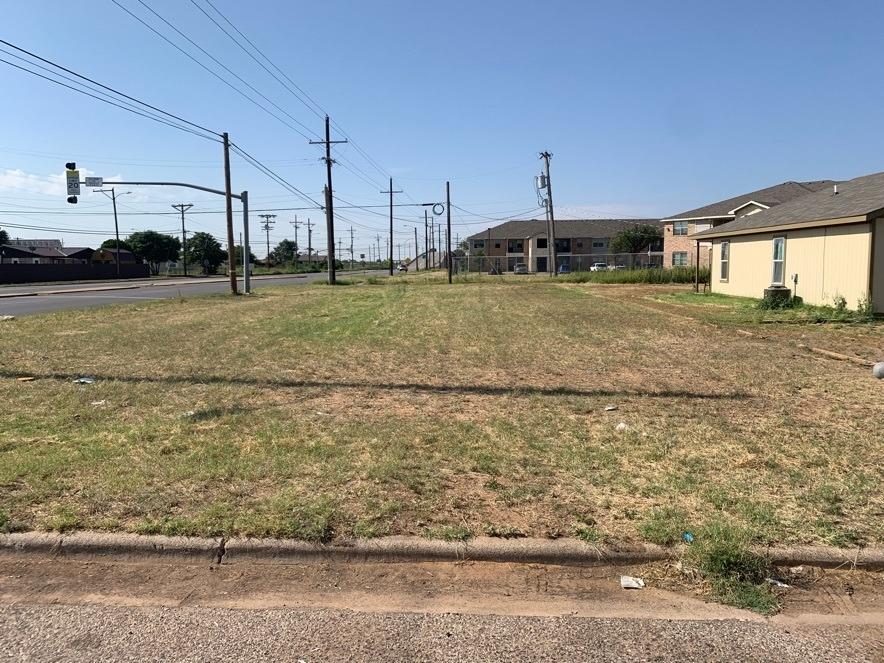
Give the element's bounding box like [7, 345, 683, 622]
[693, 171, 884, 239]
[98, 248, 135, 257]
[467, 219, 660, 241]
[663, 180, 835, 221]
[0, 244, 39, 258]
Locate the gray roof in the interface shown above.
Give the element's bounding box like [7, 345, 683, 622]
[467, 218, 660, 241]
[664, 180, 835, 221]
[693, 171, 884, 238]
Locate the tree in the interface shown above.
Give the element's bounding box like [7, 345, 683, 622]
[609, 224, 663, 254]
[0, 228, 8, 245]
[233, 245, 257, 266]
[185, 232, 225, 275]
[100, 238, 133, 252]
[126, 231, 181, 275]
[270, 239, 297, 265]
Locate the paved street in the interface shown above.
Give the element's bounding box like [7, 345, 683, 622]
[3, 603, 881, 663]
[0, 271, 383, 316]
[1, 554, 882, 662]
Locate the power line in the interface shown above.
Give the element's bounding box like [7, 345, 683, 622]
[229, 143, 322, 208]
[0, 55, 218, 143]
[0, 38, 220, 138]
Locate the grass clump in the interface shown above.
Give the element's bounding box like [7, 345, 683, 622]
[687, 520, 778, 615]
[425, 524, 472, 542]
[638, 506, 690, 545]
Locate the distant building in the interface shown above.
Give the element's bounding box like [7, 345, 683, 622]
[0, 241, 93, 264]
[92, 248, 138, 264]
[466, 219, 662, 273]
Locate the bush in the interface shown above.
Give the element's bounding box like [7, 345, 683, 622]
[757, 294, 801, 310]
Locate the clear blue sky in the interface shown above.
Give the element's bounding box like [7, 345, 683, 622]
[2, 0, 884, 258]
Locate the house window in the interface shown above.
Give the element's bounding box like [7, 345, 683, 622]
[673, 221, 689, 236]
[471, 239, 485, 251]
[592, 240, 605, 249]
[672, 251, 688, 267]
[576, 240, 583, 249]
[507, 239, 524, 253]
[494, 241, 501, 249]
[536, 237, 547, 249]
[720, 241, 729, 281]
[771, 237, 785, 285]
[554, 238, 571, 253]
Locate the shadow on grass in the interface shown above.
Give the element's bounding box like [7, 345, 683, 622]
[1, 369, 749, 400]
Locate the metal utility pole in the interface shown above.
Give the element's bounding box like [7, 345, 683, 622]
[429, 217, 435, 268]
[446, 181, 452, 283]
[424, 211, 429, 271]
[414, 226, 419, 271]
[437, 222, 442, 269]
[259, 213, 276, 264]
[376, 234, 381, 268]
[540, 151, 558, 276]
[349, 227, 355, 269]
[310, 116, 347, 284]
[222, 132, 238, 294]
[172, 203, 193, 277]
[94, 187, 129, 278]
[381, 177, 403, 275]
[290, 216, 301, 267]
[306, 218, 313, 265]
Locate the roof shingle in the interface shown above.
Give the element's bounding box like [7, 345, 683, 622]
[663, 180, 835, 221]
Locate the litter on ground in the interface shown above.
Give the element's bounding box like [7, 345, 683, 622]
[620, 575, 645, 589]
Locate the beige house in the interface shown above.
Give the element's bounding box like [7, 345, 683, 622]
[693, 172, 884, 313]
[661, 180, 834, 268]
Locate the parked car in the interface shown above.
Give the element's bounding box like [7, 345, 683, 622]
[589, 262, 608, 272]
[612, 264, 627, 270]
[557, 263, 570, 275]
[513, 263, 529, 274]
[397, 264, 408, 272]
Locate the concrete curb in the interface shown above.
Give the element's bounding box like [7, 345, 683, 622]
[1, 532, 882, 569]
[0, 285, 141, 298]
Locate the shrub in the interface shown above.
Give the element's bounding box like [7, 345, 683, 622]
[560, 266, 708, 285]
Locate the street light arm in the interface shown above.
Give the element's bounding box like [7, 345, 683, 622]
[91, 181, 242, 200]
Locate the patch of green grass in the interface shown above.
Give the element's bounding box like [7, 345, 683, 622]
[573, 519, 606, 544]
[561, 266, 706, 284]
[425, 524, 472, 541]
[711, 578, 780, 615]
[638, 507, 689, 545]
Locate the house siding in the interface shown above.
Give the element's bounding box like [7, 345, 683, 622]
[873, 217, 884, 313]
[711, 223, 873, 309]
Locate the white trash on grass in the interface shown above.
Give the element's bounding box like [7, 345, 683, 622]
[620, 575, 645, 589]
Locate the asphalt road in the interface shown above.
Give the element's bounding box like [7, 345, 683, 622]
[0, 271, 381, 316]
[2, 604, 880, 663]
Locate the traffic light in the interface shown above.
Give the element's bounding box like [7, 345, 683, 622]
[67, 196, 78, 204]
[65, 162, 76, 170]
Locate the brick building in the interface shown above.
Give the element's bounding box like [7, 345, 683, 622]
[466, 219, 661, 273]
[661, 180, 835, 268]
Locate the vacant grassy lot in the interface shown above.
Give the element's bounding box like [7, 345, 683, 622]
[1, 275, 881, 547]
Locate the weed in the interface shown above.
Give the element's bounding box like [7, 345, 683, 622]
[711, 578, 780, 615]
[573, 518, 605, 544]
[483, 524, 526, 539]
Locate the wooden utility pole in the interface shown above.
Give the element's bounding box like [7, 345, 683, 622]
[349, 227, 355, 270]
[446, 181, 452, 283]
[172, 203, 193, 277]
[306, 218, 313, 265]
[414, 226, 419, 271]
[425, 211, 430, 270]
[381, 177, 402, 275]
[290, 216, 301, 267]
[259, 213, 276, 264]
[540, 151, 557, 277]
[310, 116, 347, 284]
[222, 133, 238, 294]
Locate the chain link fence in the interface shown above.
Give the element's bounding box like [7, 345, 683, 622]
[452, 253, 665, 274]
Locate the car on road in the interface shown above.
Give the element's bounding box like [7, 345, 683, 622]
[589, 262, 608, 272]
[513, 263, 529, 274]
[397, 264, 408, 272]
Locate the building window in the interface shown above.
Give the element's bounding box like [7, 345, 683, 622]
[771, 237, 785, 285]
[592, 240, 605, 248]
[673, 221, 689, 236]
[536, 237, 547, 249]
[507, 239, 524, 253]
[494, 241, 501, 249]
[672, 251, 688, 267]
[555, 238, 571, 253]
[471, 239, 485, 251]
[576, 240, 583, 249]
[720, 241, 729, 281]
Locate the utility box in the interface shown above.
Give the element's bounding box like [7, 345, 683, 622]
[763, 286, 792, 306]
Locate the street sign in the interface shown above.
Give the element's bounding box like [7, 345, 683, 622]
[84, 177, 103, 187]
[66, 170, 81, 196]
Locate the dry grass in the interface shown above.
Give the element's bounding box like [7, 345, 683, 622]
[0, 276, 881, 546]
